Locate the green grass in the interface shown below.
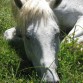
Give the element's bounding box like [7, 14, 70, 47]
[58, 40, 83, 83]
[0, 0, 83, 83]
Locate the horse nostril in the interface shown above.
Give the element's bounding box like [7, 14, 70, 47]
[56, 81, 59, 83]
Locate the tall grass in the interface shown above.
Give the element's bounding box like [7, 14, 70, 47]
[0, 0, 83, 83]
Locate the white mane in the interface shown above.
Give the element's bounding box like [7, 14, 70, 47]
[18, 0, 56, 25]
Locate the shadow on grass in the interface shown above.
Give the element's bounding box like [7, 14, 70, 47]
[8, 38, 35, 78]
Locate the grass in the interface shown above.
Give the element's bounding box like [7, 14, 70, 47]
[58, 40, 83, 83]
[0, 0, 83, 83]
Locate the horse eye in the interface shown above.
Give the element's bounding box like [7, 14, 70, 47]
[25, 34, 31, 40]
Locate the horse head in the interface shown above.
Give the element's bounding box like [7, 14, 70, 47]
[12, 0, 60, 82]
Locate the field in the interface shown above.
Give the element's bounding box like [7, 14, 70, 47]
[0, 0, 83, 83]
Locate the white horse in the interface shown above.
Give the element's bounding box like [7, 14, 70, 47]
[54, 0, 83, 43]
[4, 0, 60, 82]
[4, 0, 83, 82]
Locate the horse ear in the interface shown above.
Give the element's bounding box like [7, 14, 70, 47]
[55, 0, 62, 7]
[14, 0, 23, 9]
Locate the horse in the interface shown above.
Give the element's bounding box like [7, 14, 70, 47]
[4, 0, 83, 82]
[4, 0, 60, 82]
[54, 0, 83, 43]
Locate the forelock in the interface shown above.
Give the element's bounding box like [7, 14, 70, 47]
[19, 0, 55, 22]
